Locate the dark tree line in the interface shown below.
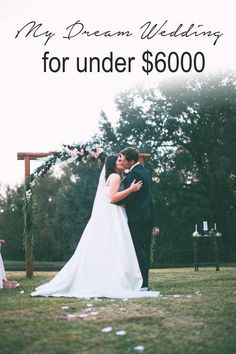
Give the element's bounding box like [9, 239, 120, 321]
[0, 163, 101, 262]
[0, 73, 235, 265]
[97, 73, 236, 264]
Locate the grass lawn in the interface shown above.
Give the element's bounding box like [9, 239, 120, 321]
[0, 267, 236, 354]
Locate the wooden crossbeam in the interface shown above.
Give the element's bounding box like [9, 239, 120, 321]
[17, 152, 54, 181]
[139, 153, 151, 164]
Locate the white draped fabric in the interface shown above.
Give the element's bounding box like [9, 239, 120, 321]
[0, 253, 6, 289]
[31, 167, 160, 299]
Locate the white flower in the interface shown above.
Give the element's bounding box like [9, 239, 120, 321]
[25, 190, 32, 200]
[67, 157, 74, 164]
[70, 149, 79, 159]
[115, 330, 126, 336]
[78, 149, 84, 156]
[101, 326, 112, 333]
[133, 345, 145, 351]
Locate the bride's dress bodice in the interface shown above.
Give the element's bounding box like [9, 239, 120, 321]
[105, 181, 125, 209]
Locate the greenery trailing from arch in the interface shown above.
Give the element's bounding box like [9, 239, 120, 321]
[23, 143, 100, 271]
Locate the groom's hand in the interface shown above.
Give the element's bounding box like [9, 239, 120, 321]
[152, 227, 160, 237]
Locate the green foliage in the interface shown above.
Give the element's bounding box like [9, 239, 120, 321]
[24, 162, 100, 262]
[22, 144, 100, 266]
[0, 186, 24, 260]
[0, 162, 101, 262]
[48, 163, 101, 261]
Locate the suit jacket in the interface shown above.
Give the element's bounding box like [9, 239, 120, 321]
[117, 164, 158, 228]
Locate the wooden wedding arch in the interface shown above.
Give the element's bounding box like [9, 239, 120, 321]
[17, 151, 151, 278]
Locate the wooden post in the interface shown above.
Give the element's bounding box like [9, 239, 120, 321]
[24, 156, 30, 180]
[17, 152, 54, 278]
[139, 153, 151, 165]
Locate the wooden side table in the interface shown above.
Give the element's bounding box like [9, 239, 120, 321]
[192, 236, 221, 271]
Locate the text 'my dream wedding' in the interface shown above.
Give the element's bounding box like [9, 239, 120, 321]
[15, 19, 223, 75]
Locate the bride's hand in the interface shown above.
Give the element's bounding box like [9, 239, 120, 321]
[130, 179, 143, 192]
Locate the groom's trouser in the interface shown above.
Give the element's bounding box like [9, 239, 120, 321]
[128, 222, 152, 287]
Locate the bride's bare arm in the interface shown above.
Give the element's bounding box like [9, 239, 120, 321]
[108, 173, 142, 203]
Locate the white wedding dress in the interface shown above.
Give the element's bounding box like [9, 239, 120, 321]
[31, 167, 160, 299]
[0, 252, 6, 289]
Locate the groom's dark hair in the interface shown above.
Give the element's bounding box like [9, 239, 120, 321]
[120, 147, 139, 163]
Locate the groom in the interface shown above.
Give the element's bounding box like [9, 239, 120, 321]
[98, 147, 160, 290]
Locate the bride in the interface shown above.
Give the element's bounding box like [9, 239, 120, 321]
[31, 154, 160, 298]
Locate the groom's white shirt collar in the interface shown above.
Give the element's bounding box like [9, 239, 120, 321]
[123, 162, 140, 178]
[128, 162, 140, 172]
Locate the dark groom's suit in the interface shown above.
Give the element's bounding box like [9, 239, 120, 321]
[117, 163, 158, 287]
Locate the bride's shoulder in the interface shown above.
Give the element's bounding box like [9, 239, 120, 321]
[107, 173, 121, 184]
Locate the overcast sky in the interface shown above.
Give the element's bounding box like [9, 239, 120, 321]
[0, 0, 235, 190]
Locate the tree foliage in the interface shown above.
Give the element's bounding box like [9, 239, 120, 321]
[0, 186, 24, 260]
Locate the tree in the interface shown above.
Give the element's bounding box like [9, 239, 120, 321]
[51, 162, 101, 261]
[98, 73, 236, 264]
[160, 74, 236, 247]
[0, 161, 102, 262]
[0, 186, 24, 260]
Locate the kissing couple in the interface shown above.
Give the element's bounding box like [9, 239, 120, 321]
[31, 147, 160, 298]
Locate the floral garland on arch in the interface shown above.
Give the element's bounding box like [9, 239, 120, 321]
[23, 143, 101, 276]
